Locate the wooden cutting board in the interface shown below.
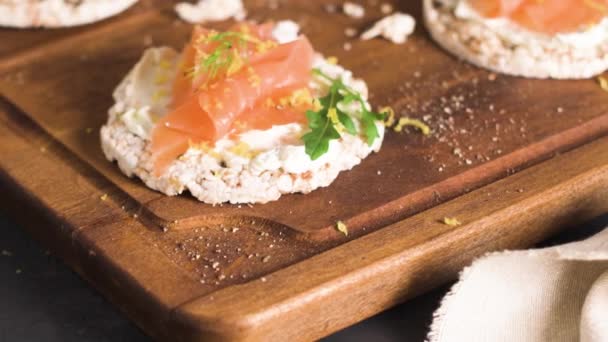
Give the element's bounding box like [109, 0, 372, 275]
[1, 1, 607, 340]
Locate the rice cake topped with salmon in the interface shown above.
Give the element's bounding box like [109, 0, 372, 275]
[0, 0, 138, 28]
[101, 21, 386, 204]
[424, 0, 608, 78]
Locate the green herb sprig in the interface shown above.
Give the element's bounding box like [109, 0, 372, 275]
[188, 31, 257, 83]
[302, 68, 385, 160]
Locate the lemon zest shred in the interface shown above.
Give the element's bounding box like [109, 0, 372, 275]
[152, 89, 167, 103]
[328, 108, 345, 134]
[230, 142, 256, 159]
[597, 76, 608, 92]
[442, 217, 462, 227]
[395, 117, 431, 135]
[336, 221, 348, 236]
[585, 0, 608, 13]
[155, 73, 169, 85]
[380, 106, 396, 127]
[159, 59, 173, 70]
[188, 140, 221, 159]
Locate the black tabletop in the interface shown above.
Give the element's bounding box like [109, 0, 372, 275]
[1, 211, 606, 342]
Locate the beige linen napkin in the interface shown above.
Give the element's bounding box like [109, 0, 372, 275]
[428, 227, 608, 342]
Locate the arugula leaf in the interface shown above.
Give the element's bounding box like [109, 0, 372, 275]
[338, 110, 357, 135]
[303, 68, 386, 160]
[302, 110, 340, 160]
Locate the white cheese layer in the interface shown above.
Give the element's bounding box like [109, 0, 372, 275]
[455, 0, 608, 49]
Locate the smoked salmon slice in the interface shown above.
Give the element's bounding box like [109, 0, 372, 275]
[468, 0, 608, 35]
[150, 23, 315, 174]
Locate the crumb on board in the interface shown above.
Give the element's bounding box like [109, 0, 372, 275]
[100, 194, 108, 201]
[360, 13, 416, 44]
[345, 27, 358, 37]
[343, 2, 365, 19]
[380, 3, 393, 14]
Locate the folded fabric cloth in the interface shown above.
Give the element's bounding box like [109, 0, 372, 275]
[428, 227, 608, 342]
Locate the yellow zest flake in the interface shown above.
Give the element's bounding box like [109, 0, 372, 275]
[256, 40, 278, 54]
[188, 140, 221, 159]
[380, 106, 396, 127]
[328, 108, 344, 134]
[230, 142, 256, 158]
[290, 88, 314, 107]
[597, 76, 608, 92]
[585, 0, 608, 13]
[312, 98, 323, 112]
[279, 96, 290, 107]
[336, 221, 348, 236]
[247, 67, 261, 88]
[233, 120, 248, 131]
[189, 140, 209, 150]
[442, 217, 462, 227]
[155, 73, 169, 85]
[169, 177, 182, 189]
[278, 88, 314, 109]
[394, 117, 431, 135]
[238, 24, 251, 34]
[265, 97, 276, 108]
[226, 51, 245, 77]
[326, 56, 339, 65]
[152, 89, 168, 103]
[159, 59, 173, 70]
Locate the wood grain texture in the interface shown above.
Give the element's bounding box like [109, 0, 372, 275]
[1, 0, 607, 241]
[0, 0, 607, 340]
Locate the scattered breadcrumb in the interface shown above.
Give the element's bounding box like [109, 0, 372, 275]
[175, 0, 246, 24]
[343, 2, 365, 19]
[442, 217, 462, 227]
[100, 194, 108, 201]
[345, 27, 358, 38]
[361, 13, 416, 44]
[336, 220, 349, 236]
[380, 3, 393, 14]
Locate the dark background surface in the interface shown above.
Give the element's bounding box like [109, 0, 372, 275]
[1, 210, 606, 342]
